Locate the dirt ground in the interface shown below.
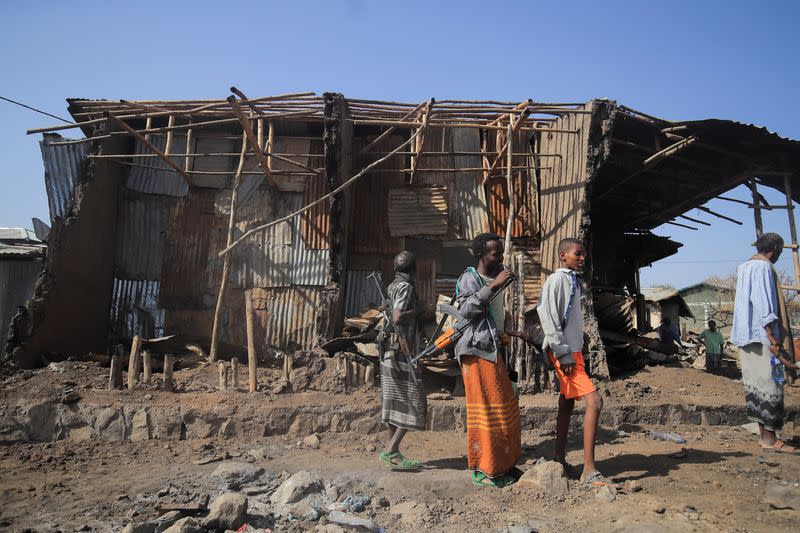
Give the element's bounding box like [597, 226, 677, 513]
[1, 361, 799, 532]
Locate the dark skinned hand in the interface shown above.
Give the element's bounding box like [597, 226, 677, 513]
[560, 363, 576, 376]
[489, 267, 514, 291]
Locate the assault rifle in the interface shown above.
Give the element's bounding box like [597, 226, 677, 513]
[367, 271, 414, 360]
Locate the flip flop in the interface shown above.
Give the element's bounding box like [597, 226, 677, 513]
[582, 470, 618, 494]
[471, 470, 515, 488]
[379, 451, 423, 470]
[761, 442, 800, 455]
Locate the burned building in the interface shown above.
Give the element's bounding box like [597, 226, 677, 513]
[8, 92, 800, 385]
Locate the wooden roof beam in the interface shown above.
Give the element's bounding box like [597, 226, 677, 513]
[226, 96, 278, 189]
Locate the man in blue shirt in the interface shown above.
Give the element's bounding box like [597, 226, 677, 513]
[731, 232, 799, 454]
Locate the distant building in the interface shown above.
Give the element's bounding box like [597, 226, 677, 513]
[640, 287, 694, 333]
[0, 228, 45, 346]
[678, 282, 734, 336]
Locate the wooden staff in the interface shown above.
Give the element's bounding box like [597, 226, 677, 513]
[210, 130, 248, 362]
[410, 99, 435, 183]
[184, 123, 193, 172]
[245, 290, 257, 393]
[163, 354, 174, 392]
[227, 96, 278, 189]
[108, 354, 122, 390]
[142, 350, 152, 385]
[231, 357, 240, 388]
[127, 335, 142, 390]
[750, 179, 764, 237]
[109, 114, 192, 186]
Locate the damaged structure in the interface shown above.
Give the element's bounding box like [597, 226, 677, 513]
[6, 91, 800, 390]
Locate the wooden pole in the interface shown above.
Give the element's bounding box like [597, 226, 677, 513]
[210, 131, 248, 362]
[164, 115, 175, 157]
[365, 364, 374, 387]
[163, 354, 175, 392]
[750, 178, 764, 238]
[219, 362, 228, 390]
[643, 136, 698, 167]
[108, 354, 122, 390]
[267, 120, 275, 172]
[409, 99, 435, 182]
[359, 100, 426, 154]
[226, 95, 278, 189]
[184, 123, 193, 173]
[697, 205, 743, 225]
[142, 350, 152, 385]
[503, 118, 517, 259]
[783, 174, 800, 290]
[109, 114, 192, 186]
[245, 290, 258, 393]
[127, 335, 142, 390]
[231, 357, 240, 388]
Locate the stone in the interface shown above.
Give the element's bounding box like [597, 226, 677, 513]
[201, 493, 248, 531]
[765, 482, 800, 510]
[161, 517, 205, 533]
[303, 434, 321, 449]
[624, 480, 642, 493]
[327, 511, 380, 532]
[242, 485, 272, 496]
[741, 422, 760, 435]
[121, 523, 157, 533]
[389, 500, 431, 525]
[130, 410, 151, 441]
[154, 512, 182, 533]
[325, 485, 339, 502]
[595, 485, 616, 502]
[212, 462, 265, 490]
[517, 461, 568, 495]
[270, 470, 322, 505]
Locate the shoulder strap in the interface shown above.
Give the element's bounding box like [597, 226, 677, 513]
[561, 271, 577, 329]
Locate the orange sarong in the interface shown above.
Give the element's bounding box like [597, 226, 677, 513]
[462, 355, 521, 477]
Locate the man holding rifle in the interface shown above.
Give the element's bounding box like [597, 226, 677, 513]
[732, 232, 799, 454]
[377, 251, 428, 470]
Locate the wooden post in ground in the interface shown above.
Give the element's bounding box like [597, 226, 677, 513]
[127, 335, 142, 390]
[783, 174, 800, 290]
[142, 351, 152, 385]
[502, 119, 519, 376]
[219, 362, 228, 390]
[163, 354, 174, 392]
[283, 352, 293, 382]
[365, 364, 375, 388]
[210, 131, 248, 362]
[245, 290, 258, 393]
[231, 357, 240, 388]
[108, 355, 122, 390]
[750, 178, 763, 238]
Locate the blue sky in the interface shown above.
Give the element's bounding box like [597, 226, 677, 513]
[1, 0, 798, 288]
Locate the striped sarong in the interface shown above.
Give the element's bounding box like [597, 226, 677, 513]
[380, 349, 426, 430]
[740, 342, 784, 431]
[462, 354, 521, 477]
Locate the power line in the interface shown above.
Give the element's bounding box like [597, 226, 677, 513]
[0, 96, 73, 124]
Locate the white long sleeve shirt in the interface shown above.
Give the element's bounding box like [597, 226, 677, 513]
[536, 268, 584, 365]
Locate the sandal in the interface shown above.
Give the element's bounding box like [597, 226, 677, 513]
[581, 470, 618, 494]
[761, 441, 800, 455]
[471, 470, 515, 488]
[379, 451, 423, 470]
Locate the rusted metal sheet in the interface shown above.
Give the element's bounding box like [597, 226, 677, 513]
[539, 104, 593, 276]
[126, 135, 189, 197]
[300, 170, 330, 250]
[435, 276, 458, 300]
[109, 278, 165, 339]
[388, 186, 448, 236]
[0, 258, 43, 341]
[159, 189, 222, 309]
[414, 129, 453, 186]
[451, 128, 488, 239]
[192, 135, 233, 189]
[415, 258, 436, 305]
[39, 134, 88, 220]
[349, 134, 405, 255]
[115, 190, 171, 280]
[251, 286, 321, 350]
[487, 128, 536, 238]
[344, 270, 384, 317]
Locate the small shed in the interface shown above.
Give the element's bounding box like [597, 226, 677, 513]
[640, 286, 693, 333]
[678, 282, 734, 335]
[0, 228, 45, 348]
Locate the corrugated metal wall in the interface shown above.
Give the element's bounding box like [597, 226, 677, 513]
[0, 259, 43, 341]
[387, 186, 449, 236]
[40, 135, 89, 221]
[126, 135, 190, 197]
[344, 270, 384, 317]
[538, 104, 594, 276]
[451, 128, 488, 239]
[115, 190, 170, 280]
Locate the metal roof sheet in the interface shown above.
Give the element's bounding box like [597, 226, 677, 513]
[39, 134, 88, 220]
[387, 186, 449, 236]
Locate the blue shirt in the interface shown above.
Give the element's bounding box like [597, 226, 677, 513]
[731, 259, 780, 347]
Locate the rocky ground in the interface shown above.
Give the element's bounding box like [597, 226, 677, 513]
[0, 360, 799, 532]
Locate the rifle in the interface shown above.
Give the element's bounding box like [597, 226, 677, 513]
[367, 272, 414, 360]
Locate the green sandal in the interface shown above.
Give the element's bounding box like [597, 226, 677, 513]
[471, 470, 515, 488]
[379, 451, 423, 470]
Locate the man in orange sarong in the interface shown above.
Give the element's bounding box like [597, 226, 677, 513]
[455, 232, 525, 488]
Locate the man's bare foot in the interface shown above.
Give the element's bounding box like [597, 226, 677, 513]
[761, 440, 800, 454]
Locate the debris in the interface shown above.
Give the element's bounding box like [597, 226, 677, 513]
[212, 462, 265, 490]
[623, 480, 642, 493]
[60, 391, 81, 404]
[595, 485, 616, 502]
[194, 455, 224, 466]
[327, 510, 381, 532]
[427, 392, 452, 400]
[161, 517, 205, 533]
[517, 461, 568, 495]
[201, 493, 248, 531]
[270, 470, 322, 505]
[342, 495, 371, 513]
[389, 500, 431, 525]
[741, 422, 760, 435]
[155, 494, 210, 514]
[649, 430, 687, 444]
[242, 485, 273, 496]
[765, 482, 800, 510]
[302, 434, 321, 449]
